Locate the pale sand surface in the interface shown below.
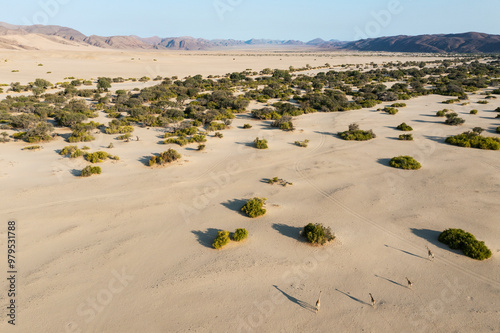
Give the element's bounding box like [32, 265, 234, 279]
[0, 52, 499, 333]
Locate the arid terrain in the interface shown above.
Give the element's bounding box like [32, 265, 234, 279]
[0, 47, 499, 333]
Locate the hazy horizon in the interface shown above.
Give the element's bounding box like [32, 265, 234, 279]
[1, 0, 499, 41]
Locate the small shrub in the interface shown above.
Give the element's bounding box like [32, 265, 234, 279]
[398, 134, 413, 141]
[389, 156, 421, 170]
[470, 109, 478, 115]
[444, 113, 465, 126]
[243, 124, 252, 129]
[254, 137, 268, 149]
[302, 223, 335, 245]
[85, 151, 109, 163]
[60, 145, 83, 158]
[396, 123, 413, 131]
[391, 103, 406, 108]
[338, 124, 376, 141]
[383, 107, 398, 115]
[148, 149, 181, 166]
[438, 229, 491, 260]
[232, 228, 248, 242]
[80, 165, 101, 177]
[268, 177, 292, 186]
[241, 197, 267, 218]
[436, 110, 447, 117]
[214, 132, 223, 138]
[198, 144, 206, 151]
[477, 100, 488, 104]
[118, 133, 132, 140]
[294, 139, 309, 147]
[23, 145, 42, 150]
[212, 230, 230, 249]
[443, 99, 460, 104]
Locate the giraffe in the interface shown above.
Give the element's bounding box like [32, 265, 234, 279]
[369, 293, 375, 307]
[406, 277, 413, 288]
[426, 246, 434, 260]
[315, 291, 322, 313]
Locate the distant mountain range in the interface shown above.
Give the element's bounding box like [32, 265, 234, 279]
[1, 22, 500, 53]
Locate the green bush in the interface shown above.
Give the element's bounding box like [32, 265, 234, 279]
[23, 145, 42, 150]
[85, 151, 109, 163]
[444, 113, 465, 125]
[214, 132, 223, 138]
[148, 149, 181, 166]
[445, 131, 500, 150]
[383, 107, 398, 115]
[198, 144, 206, 151]
[477, 100, 488, 104]
[443, 99, 460, 104]
[470, 109, 478, 115]
[80, 165, 101, 177]
[254, 137, 268, 149]
[497, 127, 500, 134]
[241, 197, 267, 218]
[398, 134, 413, 141]
[212, 230, 230, 249]
[295, 139, 309, 147]
[232, 228, 248, 242]
[243, 124, 252, 129]
[439, 228, 492, 260]
[436, 110, 446, 117]
[302, 223, 335, 245]
[397, 122, 413, 131]
[389, 156, 421, 170]
[391, 103, 406, 108]
[60, 145, 83, 158]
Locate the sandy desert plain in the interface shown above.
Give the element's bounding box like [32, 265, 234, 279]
[0, 46, 499, 333]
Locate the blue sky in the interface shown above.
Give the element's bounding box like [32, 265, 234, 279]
[1, 0, 498, 41]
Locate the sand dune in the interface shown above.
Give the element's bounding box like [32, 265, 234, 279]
[0, 52, 499, 332]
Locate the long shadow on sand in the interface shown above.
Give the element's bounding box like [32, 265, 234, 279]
[376, 158, 392, 167]
[272, 224, 302, 241]
[410, 228, 449, 251]
[273, 286, 316, 312]
[335, 289, 370, 306]
[384, 244, 427, 260]
[221, 199, 247, 215]
[374, 274, 408, 289]
[192, 229, 222, 248]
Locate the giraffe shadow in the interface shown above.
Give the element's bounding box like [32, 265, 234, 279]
[335, 289, 371, 306]
[273, 285, 316, 313]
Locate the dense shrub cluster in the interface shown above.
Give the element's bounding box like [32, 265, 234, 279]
[212, 230, 230, 249]
[444, 113, 465, 125]
[232, 228, 248, 242]
[399, 134, 414, 141]
[439, 228, 492, 260]
[241, 197, 267, 218]
[397, 122, 413, 131]
[389, 156, 421, 170]
[445, 131, 500, 150]
[80, 165, 101, 177]
[148, 149, 181, 166]
[383, 106, 398, 115]
[302, 223, 335, 245]
[271, 115, 294, 131]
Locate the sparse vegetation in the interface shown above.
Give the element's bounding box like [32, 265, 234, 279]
[23, 145, 42, 150]
[268, 177, 293, 186]
[438, 229, 491, 260]
[389, 156, 421, 170]
[302, 223, 335, 245]
[241, 197, 267, 218]
[383, 106, 398, 115]
[398, 134, 414, 141]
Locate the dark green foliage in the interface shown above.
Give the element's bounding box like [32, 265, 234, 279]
[397, 122, 413, 131]
[470, 109, 478, 115]
[383, 106, 398, 115]
[399, 134, 413, 141]
[439, 229, 491, 260]
[391, 103, 406, 107]
[241, 197, 267, 218]
[23, 145, 42, 150]
[271, 115, 294, 131]
[443, 99, 460, 104]
[243, 124, 252, 129]
[198, 144, 206, 151]
[148, 149, 181, 166]
[254, 137, 268, 149]
[302, 223, 335, 245]
[232, 228, 248, 242]
[212, 230, 230, 249]
[214, 132, 223, 138]
[24, 122, 53, 143]
[97, 77, 112, 91]
[389, 156, 421, 170]
[80, 165, 101, 177]
[436, 110, 447, 117]
[477, 100, 488, 104]
[338, 124, 376, 141]
[445, 131, 500, 150]
[444, 113, 465, 125]
[497, 126, 500, 134]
